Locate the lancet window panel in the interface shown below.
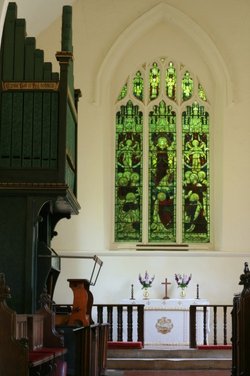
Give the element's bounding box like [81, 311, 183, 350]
[114, 58, 210, 245]
[182, 102, 210, 243]
[115, 100, 143, 242]
[148, 100, 177, 243]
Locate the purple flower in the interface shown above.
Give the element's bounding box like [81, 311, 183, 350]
[175, 273, 192, 288]
[139, 271, 155, 289]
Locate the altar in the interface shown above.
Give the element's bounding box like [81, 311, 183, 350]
[121, 298, 209, 346]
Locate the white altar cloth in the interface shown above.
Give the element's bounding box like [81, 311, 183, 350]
[121, 298, 209, 346]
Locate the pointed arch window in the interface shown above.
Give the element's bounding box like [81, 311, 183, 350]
[114, 58, 210, 246]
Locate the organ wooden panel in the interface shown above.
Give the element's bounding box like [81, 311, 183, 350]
[0, 2, 81, 313]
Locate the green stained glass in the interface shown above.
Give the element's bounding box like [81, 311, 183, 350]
[182, 102, 210, 242]
[149, 62, 160, 100]
[133, 71, 144, 101]
[115, 100, 143, 242]
[166, 61, 177, 101]
[117, 83, 128, 101]
[182, 71, 193, 101]
[115, 59, 210, 246]
[148, 100, 177, 242]
[198, 83, 207, 101]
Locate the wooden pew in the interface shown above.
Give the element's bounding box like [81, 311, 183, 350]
[231, 262, 250, 376]
[54, 279, 109, 376]
[74, 323, 109, 376]
[0, 273, 67, 375]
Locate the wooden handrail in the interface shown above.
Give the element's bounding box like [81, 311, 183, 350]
[55, 302, 233, 349]
[189, 304, 233, 348]
[54, 303, 145, 346]
[94, 304, 145, 346]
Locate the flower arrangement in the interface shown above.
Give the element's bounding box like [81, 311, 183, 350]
[139, 271, 155, 289]
[174, 273, 192, 288]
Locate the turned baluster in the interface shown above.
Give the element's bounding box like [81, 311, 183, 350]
[127, 305, 133, 341]
[117, 305, 123, 341]
[107, 306, 113, 341]
[223, 306, 227, 345]
[213, 306, 217, 345]
[203, 306, 207, 345]
[97, 305, 104, 324]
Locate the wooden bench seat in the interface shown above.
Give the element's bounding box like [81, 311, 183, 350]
[28, 351, 54, 367]
[28, 349, 68, 376]
[0, 273, 67, 376]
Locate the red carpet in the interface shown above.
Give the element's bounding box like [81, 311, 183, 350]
[197, 345, 232, 350]
[108, 341, 143, 349]
[123, 371, 231, 376]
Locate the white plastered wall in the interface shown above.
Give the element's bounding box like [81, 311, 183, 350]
[52, 1, 250, 305]
[0, 0, 7, 46]
[1, 0, 249, 305]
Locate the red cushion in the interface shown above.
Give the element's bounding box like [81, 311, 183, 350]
[197, 345, 232, 350]
[107, 341, 143, 349]
[36, 347, 66, 356]
[29, 351, 53, 366]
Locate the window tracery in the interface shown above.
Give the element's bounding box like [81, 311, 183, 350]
[115, 59, 210, 245]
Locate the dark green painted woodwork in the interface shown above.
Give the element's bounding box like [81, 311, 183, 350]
[24, 37, 36, 80]
[14, 18, 25, 80]
[0, 92, 12, 166]
[22, 90, 34, 167]
[62, 6, 73, 53]
[50, 92, 59, 169]
[1, 2, 16, 81]
[0, 3, 81, 313]
[0, 196, 36, 312]
[11, 91, 23, 167]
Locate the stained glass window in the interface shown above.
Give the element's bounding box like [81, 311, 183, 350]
[182, 71, 193, 101]
[166, 62, 177, 101]
[115, 100, 143, 241]
[149, 62, 160, 100]
[133, 71, 144, 101]
[198, 83, 207, 101]
[118, 83, 128, 101]
[114, 59, 210, 245]
[182, 102, 209, 242]
[148, 101, 176, 242]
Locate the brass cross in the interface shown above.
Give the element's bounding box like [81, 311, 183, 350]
[161, 278, 171, 299]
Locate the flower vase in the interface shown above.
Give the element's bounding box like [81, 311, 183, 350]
[143, 287, 150, 299]
[179, 287, 187, 298]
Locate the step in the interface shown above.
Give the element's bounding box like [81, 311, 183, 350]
[108, 348, 232, 359]
[107, 357, 231, 370]
[107, 348, 232, 370]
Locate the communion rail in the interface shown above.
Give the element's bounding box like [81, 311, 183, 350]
[93, 304, 144, 346]
[189, 304, 233, 348]
[93, 303, 233, 349]
[55, 303, 233, 348]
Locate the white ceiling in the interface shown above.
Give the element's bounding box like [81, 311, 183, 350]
[11, 0, 76, 36]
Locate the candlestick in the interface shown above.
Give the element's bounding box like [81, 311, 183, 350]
[196, 284, 200, 299]
[130, 284, 134, 300]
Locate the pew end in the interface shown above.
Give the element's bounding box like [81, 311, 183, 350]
[0, 273, 67, 375]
